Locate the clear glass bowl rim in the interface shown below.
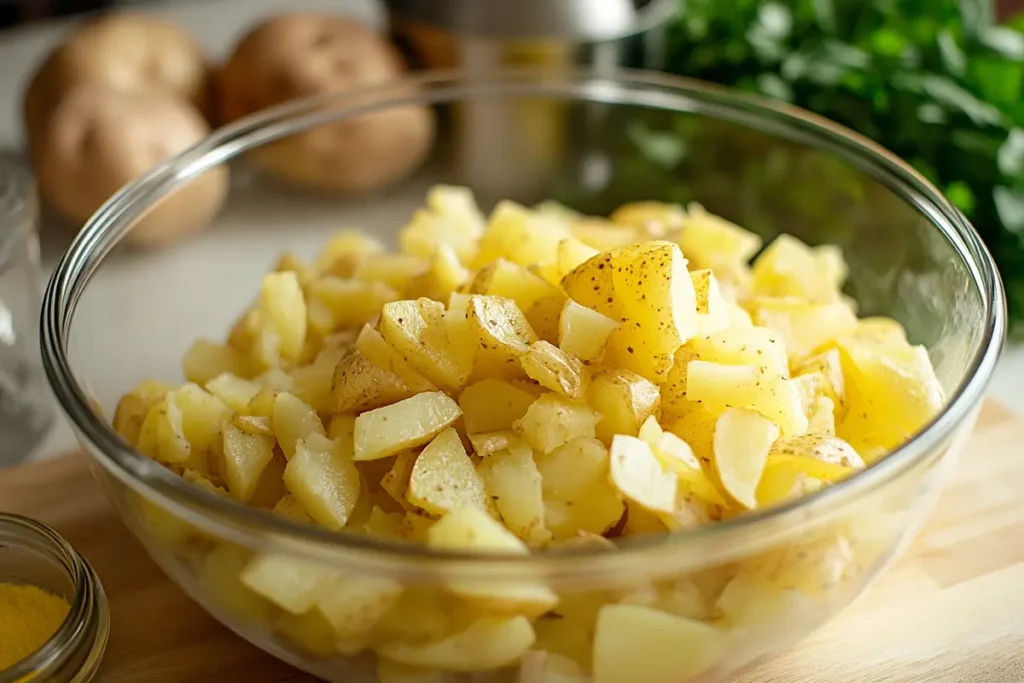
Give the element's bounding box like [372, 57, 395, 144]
[40, 69, 1006, 582]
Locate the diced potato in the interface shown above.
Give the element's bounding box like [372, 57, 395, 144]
[199, 544, 274, 625]
[593, 604, 728, 683]
[183, 339, 251, 385]
[380, 299, 474, 391]
[291, 347, 346, 414]
[588, 368, 661, 443]
[525, 294, 565, 345]
[380, 451, 418, 511]
[519, 651, 590, 683]
[378, 616, 536, 672]
[314, 231, 385, 276]
[409, 243, 471, 302]
[240, 553, 336, 614]
[468, 295, 539, 377]
[284, 433, 361, 530]
[610, 201, 685, 236]
[609, 435, 676, 515]
[354, 391, 462, 461]
[354, 254, 430, 293]
[274, 608, 350, 659]
[688, 326, 789, 377]
[686, 361, 807, 436]
[792, 347, 846, 416]
[609, 241, 698, 382]
[807, 395, 836, 434]
[771, 433, 864, 469]
[749, 297, 857, 359]
[459, 379, 538, 433]
[642, 423, 726, 507]
[377, 659, 445, 683]
[560, 250, 619, 318]
[272, 392, 325, 460]
[572, 217, 641, 250]
[257, 271, 307, 365]
[536, 438, 623, 538]
[221, 422, 277, 503]
[713, 408, 780, 508]
[474, 201, 568, 269]
[678, 202, 762, 270]
[556, 237, 600, 278]
[407, 428, 487, 515]
[515, 394, 601, 454]
[477, 442, 550, 544]
[204, 374, 261, 413]
[468, 430, 521, 459]
[521, 341, 588, 400]
[332, 350, 414, 413]
[690, 269, 731, 338]
[355, 325, 436, 393]
[558, 300, 618, 364]
[664, 406, 718, 466]
[306, 277, 399, 334]
[399, 185, 485, 264]
[113, 380, 172, 446]
[533, 617, 595, 671]
[272, 494, 314, 523]
[659, 346, 699, 421]
[471, 258, 564, 314]
[317, 574, 402, 639]
[751, 234, 847, 303]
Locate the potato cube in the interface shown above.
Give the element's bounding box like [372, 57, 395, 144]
[257, 271, 307, 365]
[750, 297, 857, 359]
[240, 553, 336, 614]
[556, 237, 600, 278]
[593, 604, 728, 683]
[221, 422, 277, 503]
[380, 451, 418, 511]
[408, 243, 470, 302]
[690, 269, 731, 338]
[560, 250, 620, 318]
[199, 544, 273, 625]
[471, 258, 564, 314]
[168, 383, 233, 456]
[183, 339, 251, 385]
[677, 202, 762, 270]
[686, 361, 807, 436]
[353, 254, 430, 293]
[459, 379, 537, 433]
[272, 494, 314, 524]
[407, 428, 487, 515]
[477, 442, 550, 544]
[378, 616, 536, 672]
[274, 608, 351, 659]
[659, 346, 700, 421]
[610, 241, 698, 382]
[688, 326, 789, 377]
[314, 230, 385, 276]
[113, 380, 172, 446]
[792, 347, 846, 415]
[427, 507, 557, 616]
[714, 407, 780, 508]
[284, 433, 361, 530]
[332, 350, 414, 414]
[306, 277, 399, 334]
[317, 574, 402, 639]
[380, 299, 473, 391]
[610, 201, 685, 235]
[525, 294, 565, 345]
[609, 435, 676, 515]
[291, 347, 346, 414]
[521, 341, 588, 400]
[752, 233, 847, 302]
[515, 394, 600, 454]
[468, 295, 539, 376]
[588, 368, 661, 443]
[354, 325, 436, 393]
[664, 407, 718, 467]
[473, 200, 568, 269]
[558, 300, 619, 364]
[468, 430, 520, 459]
[272, 392, 325, 460]
[400, 186, 484, 264]
[354, 391, 462, 461]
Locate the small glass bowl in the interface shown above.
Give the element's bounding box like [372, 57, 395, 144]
[0, 513, 109, 683]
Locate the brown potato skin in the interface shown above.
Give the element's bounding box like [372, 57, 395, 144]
[218, 13, 435, 194]
[23, 12, 210, 142]
[33, 84, 228, 248]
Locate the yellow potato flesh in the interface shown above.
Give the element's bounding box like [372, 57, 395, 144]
[353, 391, 462, 461]
[283, 433, 361, 530]
[558, 300, 618, 364]
[714, 407, 780, 509]
[406, 427, 487, 516]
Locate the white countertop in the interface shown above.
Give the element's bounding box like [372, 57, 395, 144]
[2, 0, 1022, 463]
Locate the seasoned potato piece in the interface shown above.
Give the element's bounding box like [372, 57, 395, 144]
[240, 553, 336, 614]
[640, 418, 725, 507]
[272, 494, 314, 524]
[477, 441, 550, 544]
[771, 433, 864, 469]
[353, 254, 430, 293]
[792, 347, 846, 415]
[689, 326, 789, 377]
[515, 394, 600, 454]
[525, 293, 565, 345]
[113, 379, 172, 445]
[317, 574, 402, 640]
[256, 271, 307, 366]
[752, 233, 847, 303]
[756, 453, 851, 507]
[470, 258, 564, 314]
[354, 324, 436, 394]
[749, 297, 857, 359]
[468, 430, 520, 459]
[378, 616, 535, 672]
[609, 241, 698, 382]
[274, 608, 353, 659]
[406, 243, 470, 303]
[686, 361, 807, 436]
[690, 269, 731, 338]
[354, 391, 462, 461]
[609, 435, 676, 515]
[659, 346, 700, 421]
[183, 339, 251, 385]
[332, 350, 413, 413]
[380, 299, 474, 391]
[538, 438, 624, 539]
[221, 422, 277, 503]
[459, 379, 537, 433]
[407, 428, 487, 516]
[380, 451, 418, 511]
[284, 433, 361, 530]
[306, 277, 399, 335]
[272, 392, 325, 460]
[677, 202, 762, 270]
[588, 368, 661, 443]
[560, 250, 619, 318]
[399, 185, 485, 264]
[593, 604, 728, 683]
[556, 237, 600, 278]
[572, 217, 640, 250]
[714, 408, 780, 508]
[199, 545, 273, 625]
[205, 374, 261, 412]
[473, 200, 568, 269]
[558, 300, 619, 364]
[610, 201, 685, 236]
[290, 347, 346, 413]
[314, 231, 385, 275]
[467, 295, 538, 377]
[520, 341, 588, 400]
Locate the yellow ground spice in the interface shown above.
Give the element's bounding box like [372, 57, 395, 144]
[0, 583, 71, 670]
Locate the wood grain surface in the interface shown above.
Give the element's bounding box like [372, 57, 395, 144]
[1, 402, 1021, 683]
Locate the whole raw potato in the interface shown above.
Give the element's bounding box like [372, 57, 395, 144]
[23, 12, 210, 142]
[33, 84, 229, 248]
[218, 13, 434, 194]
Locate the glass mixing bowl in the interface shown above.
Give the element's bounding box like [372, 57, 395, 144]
[40, 71, 1004, 683]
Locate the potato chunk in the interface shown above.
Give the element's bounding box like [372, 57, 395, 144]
[332, 350, 413, 413]
[714, 407, 780, 508]
[221, 422, 276, 503]
[272, 392, 325, 460]
[407, 428, 487, 516]
[588, 368, 661, 443]
[536, 437, 624, 538]
[378, 616, 535, 672]
[380, 299, 473, 391]
[468, 295, 539, 376]
[609, 435, 676, 515]
[515, 394, 600, 454]
[558, 299, 618, 364]
[686, 361, 807, 436]
[520, 341, 588, 400]
[477, 441, 550, 544]
[283, 432, 361, 530]
[353, 391, 462, 461]
[459, 379, 537, 433]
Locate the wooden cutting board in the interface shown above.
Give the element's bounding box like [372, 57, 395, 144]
[2, 402, 1023, 683]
